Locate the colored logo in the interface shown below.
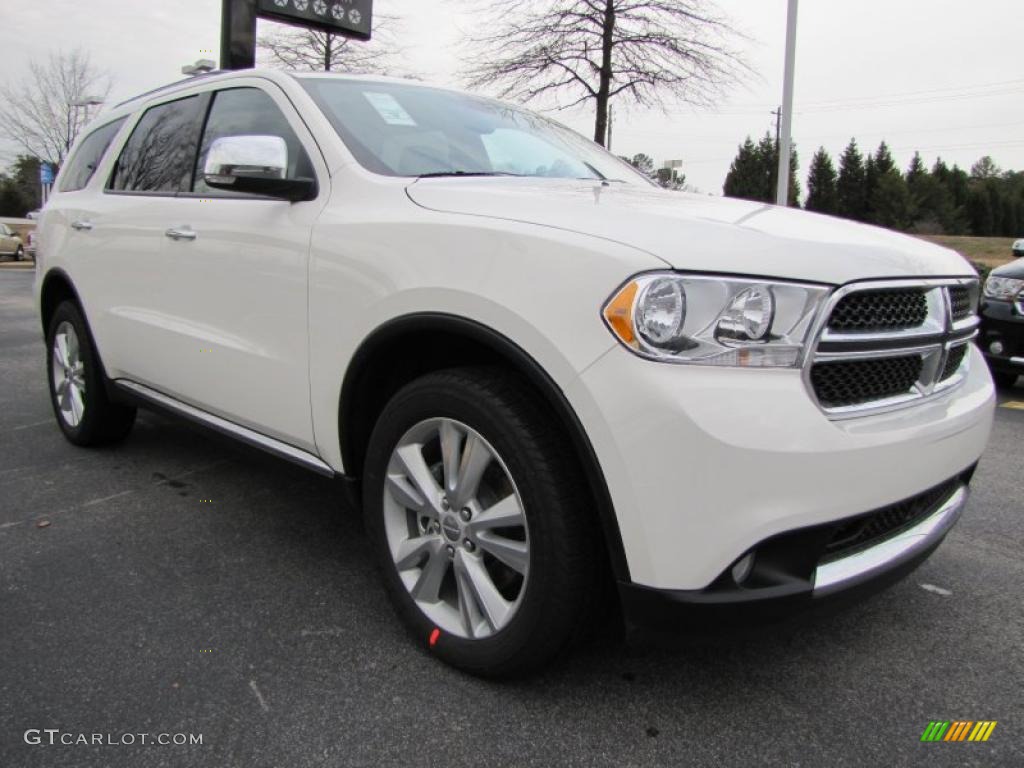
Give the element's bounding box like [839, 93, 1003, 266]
[921, 721, 997, 742]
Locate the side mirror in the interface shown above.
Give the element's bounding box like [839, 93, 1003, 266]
[203, 135, 316, 202]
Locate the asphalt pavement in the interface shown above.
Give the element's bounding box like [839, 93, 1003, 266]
[1, 269, 1022, 767]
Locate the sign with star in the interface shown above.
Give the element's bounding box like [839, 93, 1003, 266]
[257, 0, 372, 40]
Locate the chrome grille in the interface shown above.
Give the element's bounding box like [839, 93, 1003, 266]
[807, 279, 979, 418]
[811, 355, 923, 408]
[948, 286, 972, 322]
[940, 343, 968, 381]
[821, 477, 962, 562]
[827, 289, 927, 332]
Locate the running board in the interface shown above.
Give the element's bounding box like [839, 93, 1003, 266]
[114, 380, 335, 477]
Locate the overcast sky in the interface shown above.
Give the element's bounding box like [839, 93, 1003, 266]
[1, 0, 1022, 195]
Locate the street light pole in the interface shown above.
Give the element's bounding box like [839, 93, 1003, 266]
[775, 0, 798, 206]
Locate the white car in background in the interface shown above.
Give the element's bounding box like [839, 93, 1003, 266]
[34, 70, 994, 677]
[1012, 238, 1023, 258]
[0, 222, 25, 260]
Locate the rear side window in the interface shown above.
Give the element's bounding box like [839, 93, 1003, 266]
[192, 87, 314, 196]
[109, 95, 205, 193]
[60, 118, 126, 192]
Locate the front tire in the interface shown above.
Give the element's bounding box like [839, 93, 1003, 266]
[46, 301, 136, 445]
[363, 367, 601, 678]
[14, 245, 23, 261]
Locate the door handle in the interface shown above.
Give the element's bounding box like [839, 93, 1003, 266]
[71, 220, 93, 231]
[164, 227, 197, 242]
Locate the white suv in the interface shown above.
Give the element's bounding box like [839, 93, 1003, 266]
[35, 70, 994, 676]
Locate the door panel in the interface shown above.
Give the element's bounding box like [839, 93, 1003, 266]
[141, 195, 319, 448]
[130, 84, 327, 450]
[70, 193, 174, 379]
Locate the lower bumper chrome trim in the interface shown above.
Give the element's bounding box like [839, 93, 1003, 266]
[115, 380, 335, 477]
[813, 485, 967, 595]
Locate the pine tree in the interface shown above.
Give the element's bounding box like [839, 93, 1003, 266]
[966, 185, 994, 235]
[947, 165, 970, 210]
[906, 152, 926, 186]
[805, 147, 839, 215]
[874, 141, 896, 176]
[1002, 195, 1019, 237]
[871, 171, 911, 230]
[626, 153, 656, 176]
[837, 139, 867, 221]
[863, 154, 879, 223]
[755, 133, 778, 202]
[905, 153, 951, 233]
[988, 184, 1004, 234]
[724, 132, 799, 205]
[783, 144, 801, 207]
[724, 137, 766, 202]
[867, 141, 909, 229]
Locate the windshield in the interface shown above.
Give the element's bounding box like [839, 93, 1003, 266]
[297, 77, 649, 183]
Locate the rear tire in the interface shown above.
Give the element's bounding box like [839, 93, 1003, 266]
[362, 367, 601, 678]
[14, 245, 23, 261]
[46, 301, 136, 446]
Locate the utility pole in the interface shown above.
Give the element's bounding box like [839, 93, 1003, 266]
[775, 0, 798, 206]
[771, 107, 781, 151]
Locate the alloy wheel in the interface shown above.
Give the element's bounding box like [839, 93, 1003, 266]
[52, 321, 86, 427]
[382, 417, 530, 639]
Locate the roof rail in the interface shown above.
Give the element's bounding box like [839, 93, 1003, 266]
[114, 69, 232, 108]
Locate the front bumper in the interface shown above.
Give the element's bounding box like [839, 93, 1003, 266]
[979, 299, 1024, 374]
[618, 478, 970, 629]
[567, 343, 994, 591]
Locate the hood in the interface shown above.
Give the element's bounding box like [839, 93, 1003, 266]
[407, 178, 974, 285]
[991, 256, 1024, 279]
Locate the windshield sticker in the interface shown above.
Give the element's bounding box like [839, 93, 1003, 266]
[363, 92, 417, 126]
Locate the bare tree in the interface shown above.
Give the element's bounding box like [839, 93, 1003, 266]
[0, 49, 112, 168]
[461, 0, 745, 146]
[259, 14, 403, 74]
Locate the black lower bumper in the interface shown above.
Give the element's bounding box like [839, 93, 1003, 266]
[619, 470, 973, 632]
[979, 299, 1024, 374]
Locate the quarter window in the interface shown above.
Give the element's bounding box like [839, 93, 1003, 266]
[60, 118, 126, 192]
[193, 87, 314, 196]
[109, 96, 205, 193]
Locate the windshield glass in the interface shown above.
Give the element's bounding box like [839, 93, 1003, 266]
[297, 77, 649, 183]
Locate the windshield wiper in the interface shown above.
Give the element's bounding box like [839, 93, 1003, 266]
[416, 171, 525, 179]
[580, 162, 624, 183]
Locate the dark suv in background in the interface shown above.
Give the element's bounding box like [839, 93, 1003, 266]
[980, 259, 1024, 388]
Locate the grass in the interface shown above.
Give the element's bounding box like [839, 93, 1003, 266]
[915, 235, 1017, 271]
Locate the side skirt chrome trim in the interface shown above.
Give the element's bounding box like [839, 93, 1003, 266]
[115, 380, 336, 478]
[813, 485, 967, 595]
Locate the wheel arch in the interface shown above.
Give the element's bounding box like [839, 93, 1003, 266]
[39, 268, 83, 336]
[339, 312, 631, 581]
[39, 268, 121, 399]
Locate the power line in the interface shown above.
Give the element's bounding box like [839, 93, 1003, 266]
[619, 119, 1024, 144]
[654, 139, 1024, 167]
[674, 78, 1024, 117]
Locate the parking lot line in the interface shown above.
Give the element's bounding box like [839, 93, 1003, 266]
[999, 401, 1024, 410]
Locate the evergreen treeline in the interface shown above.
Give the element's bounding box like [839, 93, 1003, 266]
[722, 133, 800, 207]
[724, 136, 1024, 237]
[0, 156, 41, 218]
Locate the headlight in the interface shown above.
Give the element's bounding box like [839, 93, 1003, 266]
[603, 273, 830, 367]
[984, 275, 1024, 300]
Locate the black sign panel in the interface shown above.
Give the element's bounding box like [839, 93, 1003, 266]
[257, 0, 373, 41]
